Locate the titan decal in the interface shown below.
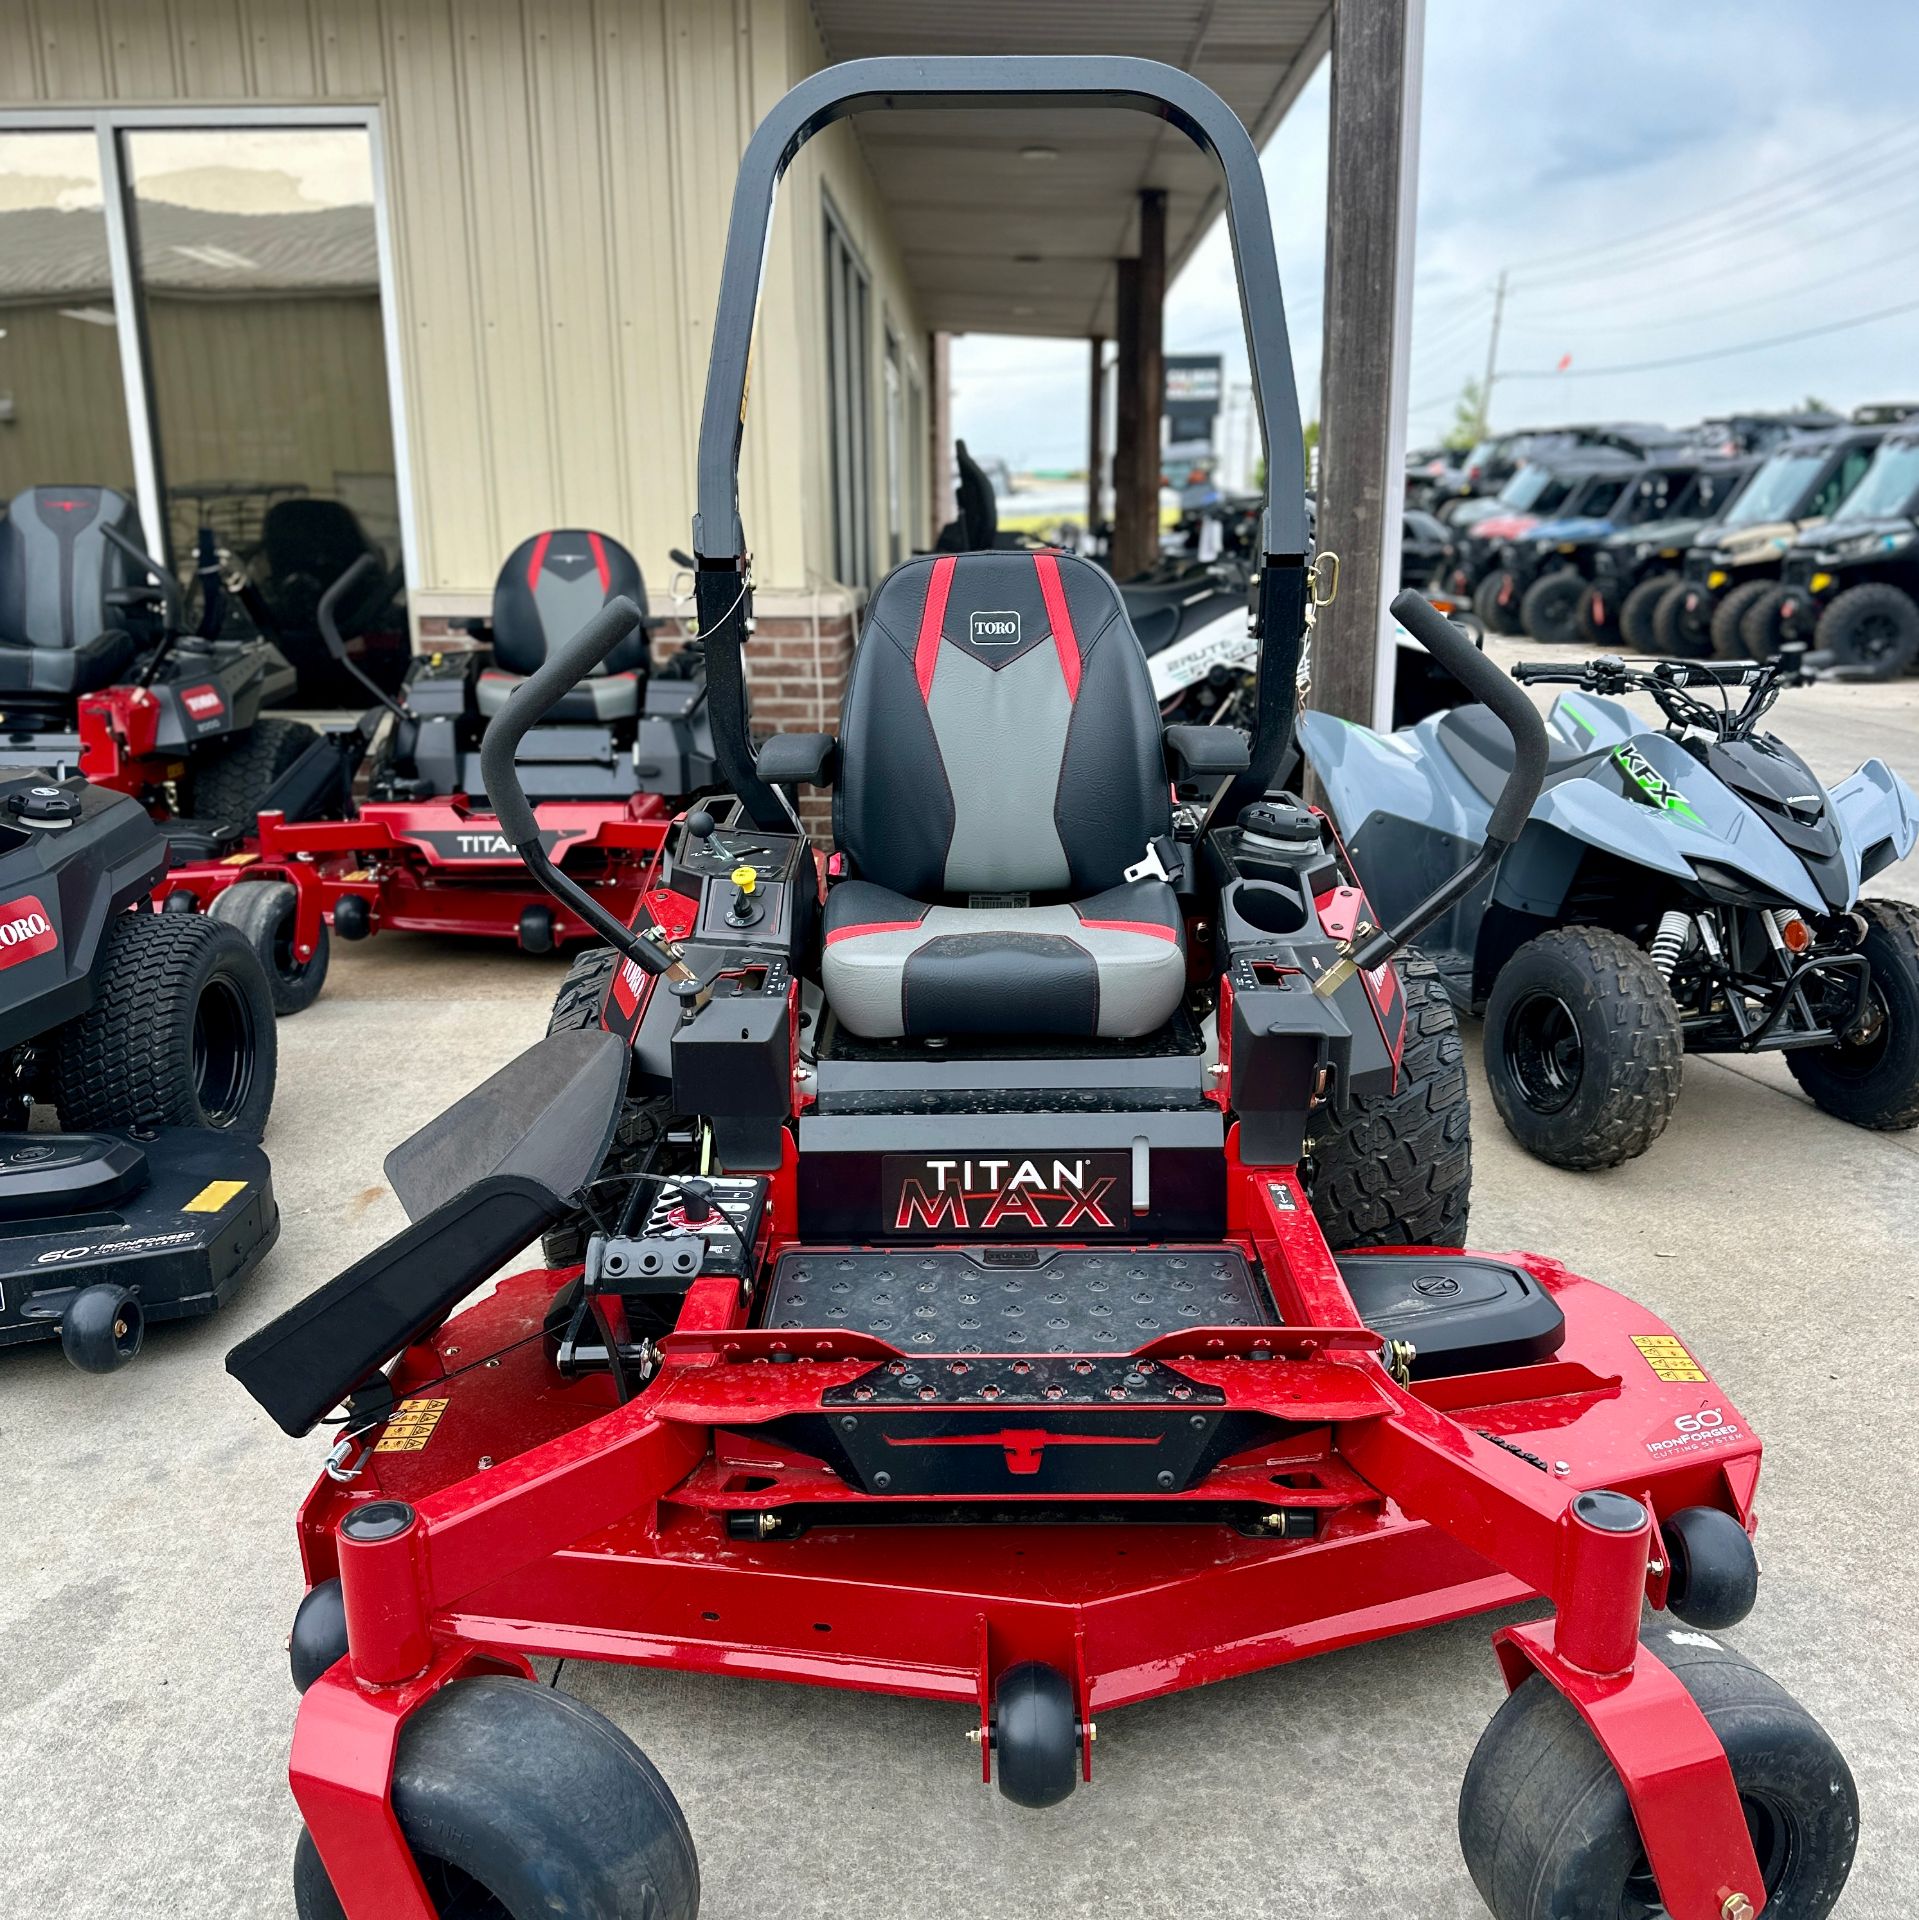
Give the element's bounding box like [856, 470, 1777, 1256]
[882, 1152, 1128, 1233]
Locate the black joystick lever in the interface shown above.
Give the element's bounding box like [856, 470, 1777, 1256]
[679, 1178, 715, 1225]
[686, 807, 739, 863]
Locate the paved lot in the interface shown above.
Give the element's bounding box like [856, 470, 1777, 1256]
[4, 662, 1918, 1918]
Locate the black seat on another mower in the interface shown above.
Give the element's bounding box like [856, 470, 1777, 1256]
[823, 549, 1186, 1040]
[475, 528, 650, 723]
[0, 486, 143, 694]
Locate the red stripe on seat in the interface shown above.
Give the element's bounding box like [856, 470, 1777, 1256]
[915, 555, 956, 700]
[826, 919, 927, 946]
[526, 529, 552, 589]
[587, 531, 611, 593]
[1074, 916, 1178, 941]
[1033, 550, 1081, 701]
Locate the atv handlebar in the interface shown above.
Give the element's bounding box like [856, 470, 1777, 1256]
[1391, 589, 1549, 846]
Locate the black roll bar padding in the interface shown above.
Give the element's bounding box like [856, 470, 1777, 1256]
[1391, 589, 1549, 847]
[101, 522, 184, 632]
[315, 553, 413, 725]
[691, 56, 1314, 834]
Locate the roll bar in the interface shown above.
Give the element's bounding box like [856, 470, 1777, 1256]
[689, 56, 1313, 829]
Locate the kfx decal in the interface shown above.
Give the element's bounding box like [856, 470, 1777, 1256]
[0, 895, 57, 967]
[882, 1153, 1128, 1233]
[1612, 744, 1704, 826]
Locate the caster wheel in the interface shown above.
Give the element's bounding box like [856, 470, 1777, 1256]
[332, 894, 372, 941]
[289, 1578, 349, 1693]
[518, 904, 555, 954]
[160, 889, 200, 915]
[1459, 1631, 1857, 1919]
[1663, 1505, 1759, 1630]
[60, 1283, 143, 1373]
[992, 1661, 1080, 1809]
[210, 880, 330, 1015]
[293, 1675, 698, 1920]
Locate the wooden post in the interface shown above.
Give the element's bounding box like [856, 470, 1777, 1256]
[1310, 0, 1424, 729]
[1086, 335, 1106, 548]
[1111, 190, 1167, 580]
[928, 330, 954, 536]
[1113, 261, 1142, 578]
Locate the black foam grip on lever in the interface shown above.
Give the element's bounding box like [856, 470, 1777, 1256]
[1390, 589, 1549, 845]
[479, 595, 642, 846]
[316, 553, 383, 657]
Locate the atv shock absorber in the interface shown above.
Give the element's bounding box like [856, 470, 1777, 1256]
[1648, 908, 1694, 982]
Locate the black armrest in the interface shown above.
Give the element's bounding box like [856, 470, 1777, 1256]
[1164, 723, 1252, 782]
[756, 731, 837, 787]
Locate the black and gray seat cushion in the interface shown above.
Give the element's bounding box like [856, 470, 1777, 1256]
[823, 548, 1186, 1040]
[0, 486, 143, 695]
[474, 528, 650, 720]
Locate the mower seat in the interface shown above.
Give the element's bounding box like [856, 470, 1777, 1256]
[823, 549, 1186, 1040]
[474, 528, 652, 722]
[0, 485, 145, 692]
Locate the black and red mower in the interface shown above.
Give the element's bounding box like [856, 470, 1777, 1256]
[229, 58, 1857, 1920]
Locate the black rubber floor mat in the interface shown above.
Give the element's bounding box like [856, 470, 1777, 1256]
[761, 1244, 1276, 1354]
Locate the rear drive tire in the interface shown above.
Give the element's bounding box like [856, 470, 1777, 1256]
[292, 1675, 699, 1920]
[52, 911, 276, 1133]
[1483, 928, 1682, 1170]
[1814, 581, 1919, 680]
[60, 1283, 144, 1373]
[1459, 1630, 1857, 1920]
[1650, 579, 1711, 659]
[1710, 579, 1773, 661]
[1786, 898, 1919, 1128]
[184, 716, 320, 827]
[1519, 567, 1587, 646]
[1738, 583, 1796, 663]
[1617, 572, 1678, 654]
[208, 879, 330, 1015]
[1305, 950, 1472, 1249]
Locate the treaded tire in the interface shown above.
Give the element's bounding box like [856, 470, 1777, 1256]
[1617, 572, 1678, 654]
[1650, 579, 1710, 659]
[185, 716, 320, 826]
[1710, 579, 1774, 661]
[292, 1674, 700, 1920]
[1519, 567, 1586, 646]
[541, 946, 670, 1265]
[1305, 951, 1471, 1249]
[1476, 569, 1523, 636]
[208, 879, 329, 1015]
[51, 911, 276, 1133]
[1459, 1629, 1857, 1920]
[1483, 928, 1681, 1170]
[1738, 582, 1796, 663]
[1814, 580, 1919, 680]
[1786, 898, 1919, 1128]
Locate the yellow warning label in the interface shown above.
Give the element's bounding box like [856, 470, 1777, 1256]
[183, 1178, 248, 1214]
[221, 852, 261, 867]
[1632, 1334, 1708, 1383]
[375, 1398, 450, 1453]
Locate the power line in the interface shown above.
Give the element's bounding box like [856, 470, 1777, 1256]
[1497, 296, 1919, 379]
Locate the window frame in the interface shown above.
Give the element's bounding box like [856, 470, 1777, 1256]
[822, 191, 873, 590]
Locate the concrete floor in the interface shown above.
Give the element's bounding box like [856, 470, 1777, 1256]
[3, 661, 1917, 1919]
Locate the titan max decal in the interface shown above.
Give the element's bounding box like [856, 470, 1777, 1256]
[882, 1152, 1129, 1232]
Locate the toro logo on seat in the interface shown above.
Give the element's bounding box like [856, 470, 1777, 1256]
[0, 895, 57, 968]
[968, 610, 1021, 647]
[882, 1151, 1127, 1233]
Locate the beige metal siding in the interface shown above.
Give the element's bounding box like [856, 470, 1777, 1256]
[3, 0, 928, 612]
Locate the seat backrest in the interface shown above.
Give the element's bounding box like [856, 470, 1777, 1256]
[0, 486, 142, 650]
[837, 549, 1170, 899]
[491, 528, 650, 679]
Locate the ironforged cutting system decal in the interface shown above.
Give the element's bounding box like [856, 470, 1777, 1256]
[1612, 743, 1704, 826]
[883, 1152, 1129, 1232]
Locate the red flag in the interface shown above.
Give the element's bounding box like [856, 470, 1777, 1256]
[1556, 352, 1573, 372]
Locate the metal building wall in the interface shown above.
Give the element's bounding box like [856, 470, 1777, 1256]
[0, 0, 928, 614]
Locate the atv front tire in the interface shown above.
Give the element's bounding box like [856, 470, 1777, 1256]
[1617, 571, 1678, 654]
[1787, 899, 1919, 1128]
[184, 716, 320, 826]
[1305, 950, 1471, 1248]
[1710, 578, 1773, 661]
[52, 911, 276, 1133]
[1815, 581, 1919, 680]
[1483, 928, 1682, 1169]
[1519, 567, 1587, 647]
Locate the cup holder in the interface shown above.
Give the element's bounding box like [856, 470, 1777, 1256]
[1228, 878, 1309, 938]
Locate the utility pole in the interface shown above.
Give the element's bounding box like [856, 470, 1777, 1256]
[1476, 267, 1507, 438]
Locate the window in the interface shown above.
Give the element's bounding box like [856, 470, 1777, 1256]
[905, 362, 925, 554]
[883, 327, 904, 569]
[823, 202, 872, 588]
[0, 109, 412, 695]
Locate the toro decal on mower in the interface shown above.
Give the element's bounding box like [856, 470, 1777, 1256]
[883, 1152, 1127, 1232]
[0, 895, 58, 967]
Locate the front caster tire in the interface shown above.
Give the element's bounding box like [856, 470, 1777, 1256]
[1787, 898, 1919, 1129]
[1459, 1631, 1858, 1920]
[992, 1662, 1080, 1809]
[293, 1674, 699, 1920]
[60, 1282, 143, 1373]
[1483, 928, 1682, 1170]
[1519, 567, 1587, 646]
[208, 880, 330, 1015]
[1663, 1506, 1760, 1631]
[1305, 950, 1471, 1248]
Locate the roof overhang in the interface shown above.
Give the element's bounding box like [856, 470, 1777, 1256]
[812, 1, 1331, 339]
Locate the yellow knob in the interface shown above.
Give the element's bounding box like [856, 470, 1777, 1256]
[731, 864, 758, 895]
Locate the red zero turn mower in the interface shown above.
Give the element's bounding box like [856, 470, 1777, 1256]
[229, 60, 1858, 1920]
[158, 531, 716, 999]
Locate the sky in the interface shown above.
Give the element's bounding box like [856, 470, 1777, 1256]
[952, 0, 1919, 471]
